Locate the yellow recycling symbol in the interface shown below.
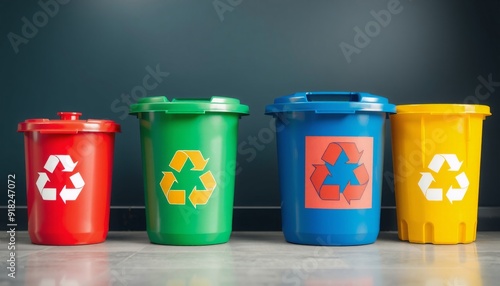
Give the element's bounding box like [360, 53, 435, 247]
[160, 150, 216, 208]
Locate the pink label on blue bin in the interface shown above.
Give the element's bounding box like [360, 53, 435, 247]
[305, 136, 373, 209]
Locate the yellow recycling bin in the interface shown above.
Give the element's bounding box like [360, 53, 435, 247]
[390, 104, 491, 244]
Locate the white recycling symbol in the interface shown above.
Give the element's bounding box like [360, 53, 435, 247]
[418, 154, 469, 203]
[36, 155, 85, 203]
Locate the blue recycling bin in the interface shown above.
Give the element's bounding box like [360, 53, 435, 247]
[265, 92, 396, 246]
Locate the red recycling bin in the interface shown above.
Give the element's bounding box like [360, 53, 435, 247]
[18, 112, 120, 245]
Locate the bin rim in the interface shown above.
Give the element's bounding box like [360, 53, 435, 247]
[394, 104, 491, 115]
[17, 112, 121, 133]
[264, 91, 396, 114]
[129, 96, 249, 115]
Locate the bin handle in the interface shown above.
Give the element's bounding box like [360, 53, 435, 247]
[167, 98, 207, 114]
[305, 92, 361, 103]
[38, 130, 79, 134]
[302, 92, 363, 114]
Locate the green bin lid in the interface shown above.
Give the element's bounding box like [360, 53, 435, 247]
[129, 96, 249, 115]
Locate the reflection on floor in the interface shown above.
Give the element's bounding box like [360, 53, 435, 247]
[1, 232, 499, 285]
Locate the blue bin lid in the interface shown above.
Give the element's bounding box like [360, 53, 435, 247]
[265, 92, 396, 114]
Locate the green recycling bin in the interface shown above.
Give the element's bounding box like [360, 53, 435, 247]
[130, 96, 249, 245]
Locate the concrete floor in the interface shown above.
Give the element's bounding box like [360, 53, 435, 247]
[1, 231, 500, 285]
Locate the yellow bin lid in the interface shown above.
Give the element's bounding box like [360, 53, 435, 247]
[395, 104, 491, 116]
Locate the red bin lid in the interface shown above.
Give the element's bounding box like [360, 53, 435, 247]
[18, 112, 121, 134]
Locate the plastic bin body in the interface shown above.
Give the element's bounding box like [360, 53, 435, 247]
[18, 112, 120, 245]
[130, 96, 248, 245]
[266, 92, 395, 246]
[390, 104, 490, 244]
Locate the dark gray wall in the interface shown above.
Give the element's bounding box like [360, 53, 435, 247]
[1, 0, 499, 230]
